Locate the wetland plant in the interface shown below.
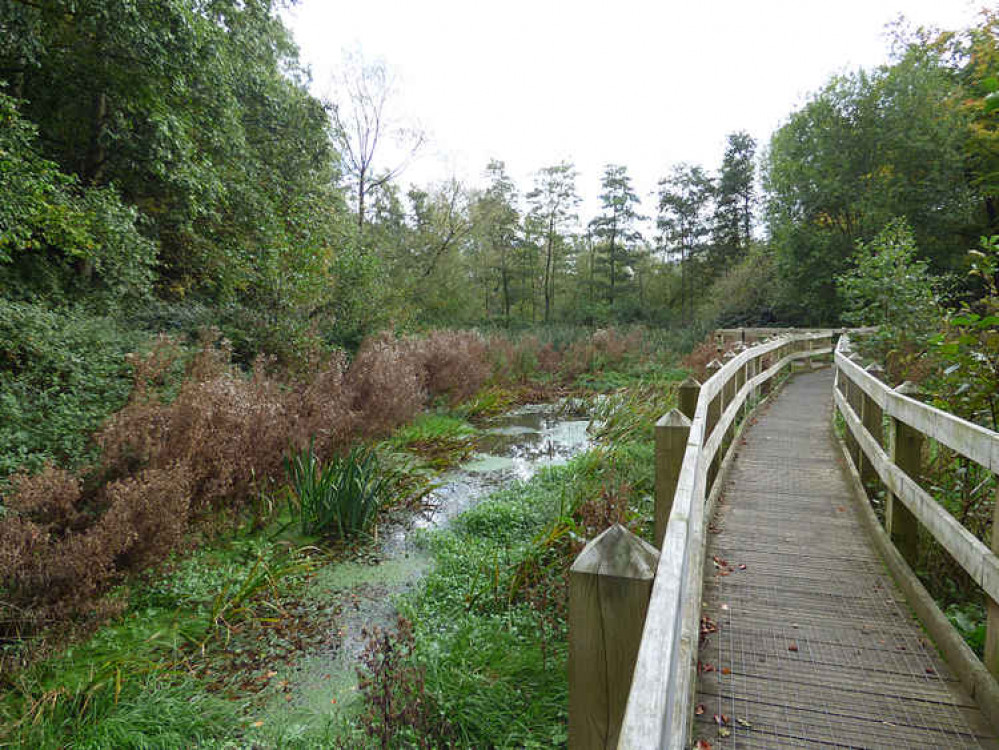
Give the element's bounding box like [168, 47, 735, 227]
[285, 443, 395, 542]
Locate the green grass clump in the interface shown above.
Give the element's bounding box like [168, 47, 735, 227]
[285, 443, 396, 541]
[388, 413, 478, 469]
[590, 377, 679, 443]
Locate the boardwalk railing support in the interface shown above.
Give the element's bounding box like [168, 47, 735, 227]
[569, 524, 659, 750]
[834, 335, 999, 726]
[988, 483, 999, 679]
[618, 329, 835, 749]
[677, 377, 700, 421]
[655, 410, 691, 549]
[859, 364, 885, 487]
[888, 381, 922, 565]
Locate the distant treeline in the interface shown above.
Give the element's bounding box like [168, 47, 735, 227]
[0, 2, 996, 349]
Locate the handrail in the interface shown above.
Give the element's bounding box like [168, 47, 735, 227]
[836, 342, 999, 472]
[834, 335, 999, 681]
[617, 329, 834, 749]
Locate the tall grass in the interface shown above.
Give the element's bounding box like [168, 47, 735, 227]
[285, 444, 395, 542]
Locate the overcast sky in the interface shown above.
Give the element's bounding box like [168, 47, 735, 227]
[283, 0, 984, 223]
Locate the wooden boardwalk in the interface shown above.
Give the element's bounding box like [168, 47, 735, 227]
[694, 368, 999, 749]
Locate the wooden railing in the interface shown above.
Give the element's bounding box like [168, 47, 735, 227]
[833, 334, 999, 718]
[608, 329, 834, 749]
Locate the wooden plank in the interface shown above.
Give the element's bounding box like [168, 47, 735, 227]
[697, 369, 998, 749]
[655, 410, 691, 549]
[619, 331, 838, 750]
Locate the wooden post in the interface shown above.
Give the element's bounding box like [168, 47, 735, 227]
[985, 483, 999, 680]
[655, 410, 691, 548]
[569, 524, 659, 750]
[677, 377, 700, 421]
[845, 355, 864, 467]
[888, 382, 922, 565]
[860, 364, 885, 487]
[705, 361, 722, 493]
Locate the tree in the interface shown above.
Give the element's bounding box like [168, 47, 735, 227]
[837, 218, 939, 357]
[327, 52, 424, 234]
[589, 164, 644, 312]
[765, 45, 977, 322]
[713, 131, 757, 268]
[2, 0, 344, 305]
[657, 164, 714, 325]
[526, 162, 580, 323]
[469, 160, 520, 325]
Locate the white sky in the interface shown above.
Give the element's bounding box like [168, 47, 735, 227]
[283, 0, 985, 225]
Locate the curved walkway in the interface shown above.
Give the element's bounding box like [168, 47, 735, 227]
[694, 368, 998, 749]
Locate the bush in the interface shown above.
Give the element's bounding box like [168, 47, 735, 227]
[410, 330, 490, 405]
[0, 301, 148, 479]
[347, 333, 425, 437]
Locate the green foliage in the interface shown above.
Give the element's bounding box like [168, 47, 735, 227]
[344, 437, 656, 747]
[712, 131, 757, 269]
[0, 301, 150, 478]
[285, 444, 396, 541]
[589, 378, 679, 444]
[588, 164, 642, 314]
[0, 91, 155, 304]
[926, 236, 999, 429]
[765, 44, 978, 322]
[2, 672, 239, 750]
[837, 218, 940, 356]
[946, 601, 987, 656]
[388, 413, 477, 470]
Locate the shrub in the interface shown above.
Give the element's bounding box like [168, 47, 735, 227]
[0, 301, 148, 479]
[410, 330, 490, 405]
[347, 333, 425, 437]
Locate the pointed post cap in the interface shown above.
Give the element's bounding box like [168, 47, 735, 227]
[848, 353, 863, 363]
[656, 408, 691, 429]
[570, 524, 660, 580]
[679, 376, 702, 389]
[705, 358, 723, 373]
[895, 380, 921, 398]
[722, 350, 737, 361]
[733, 342, 748, 353]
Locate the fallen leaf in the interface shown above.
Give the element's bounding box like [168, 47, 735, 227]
[713, 714, 730, 726]
[737, 563, 747, 571]
[737, 718, 752, 728]
[926, 667, 935, 675]
[718, 727, 732, 738]
[720, 603, 729, 611]
[695, 703, 706, 716]
[699, 662, 716, 673]
[721, 667, 731, 675]
[695, 741, 712, 750]
[788, 642, 799, 652]
[252, 721, 264, 728]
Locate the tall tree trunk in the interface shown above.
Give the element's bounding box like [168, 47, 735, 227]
[501, 250, 511, 328]
[608, 218, 618, 307]
[544, 215, 555, 323]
